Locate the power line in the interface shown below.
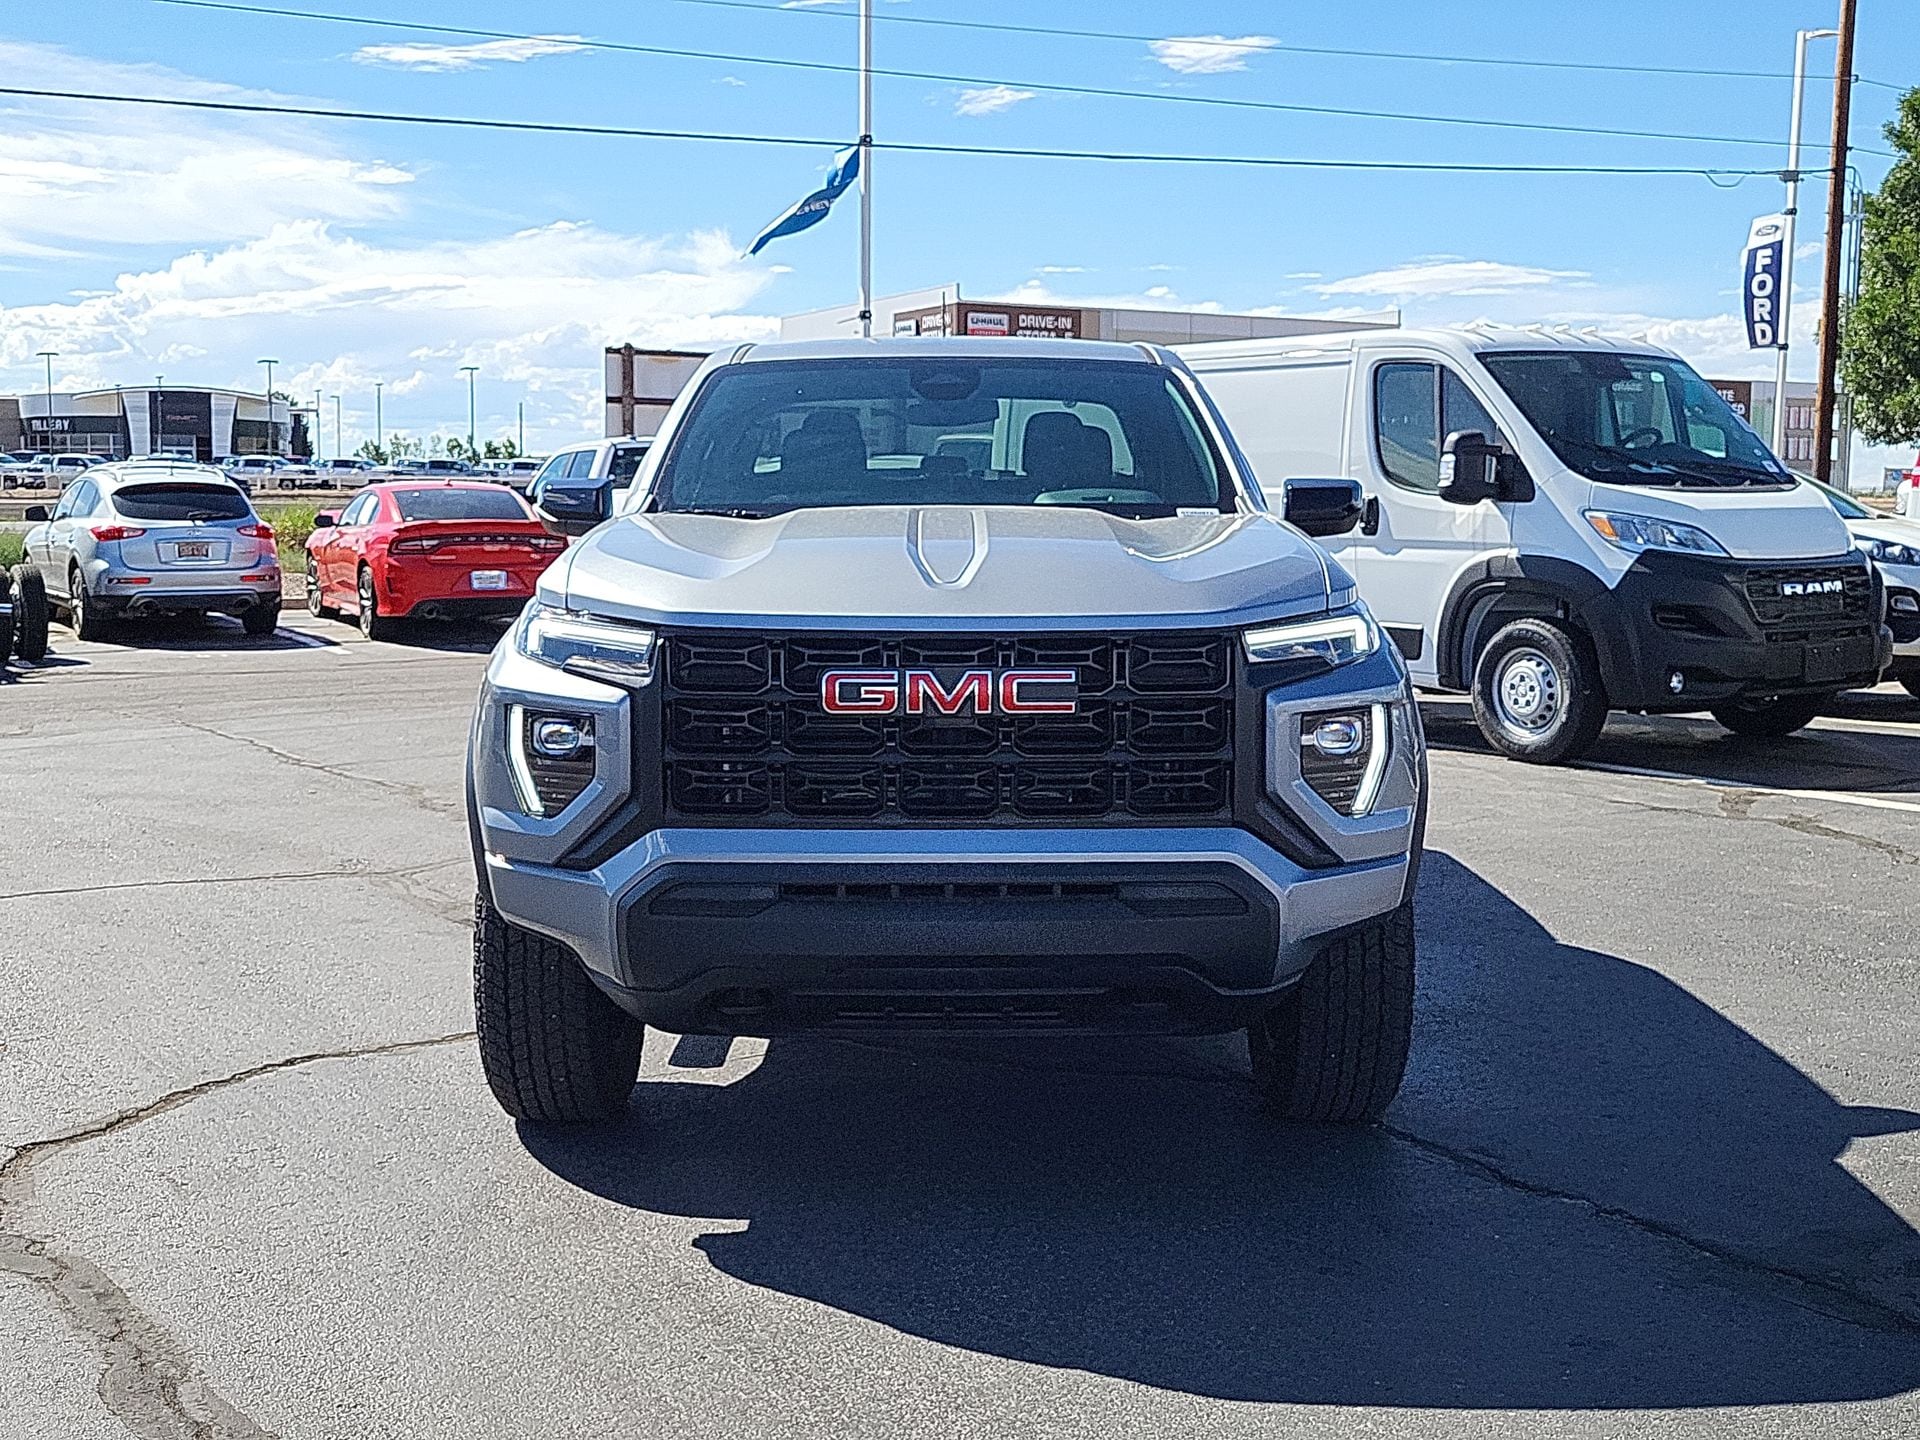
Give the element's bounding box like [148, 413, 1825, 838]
[0, 84, 1814, 180]
[666, 0, 1909, 92]
[145, 0, 1876, 156]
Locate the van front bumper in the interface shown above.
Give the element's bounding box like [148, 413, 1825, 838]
[1578, 550, 1890, 710]
[483, 828, 1413, 1036]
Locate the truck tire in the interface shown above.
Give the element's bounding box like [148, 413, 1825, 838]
[1711, 695, 1824, 738]
[1469, 617, 1609, 764]
[0, 570, 13, 667]
[473, 893, 644, 1125]
[1248, 903, 1415, 1123]
[8, 565, 49, 661]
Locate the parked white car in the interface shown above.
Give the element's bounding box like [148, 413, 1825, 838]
[1806, 477, 1920, 699]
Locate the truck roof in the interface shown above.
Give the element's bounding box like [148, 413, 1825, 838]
[730, 336, 1160, 365]
[1179, 323, 1684, 366]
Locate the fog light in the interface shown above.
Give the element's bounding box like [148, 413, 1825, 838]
[508, 705, 596, 816]
[1298, 705, 1389, 817]
[1668, 669, 1686, 694]
[1892, 594, 1920, 615]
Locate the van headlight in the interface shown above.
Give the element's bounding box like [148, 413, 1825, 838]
[513, 603, 657, 685]
[1242, 611, 1379, 671]
[1584, 511, 1728, 557]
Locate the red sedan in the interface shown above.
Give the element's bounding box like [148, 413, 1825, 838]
[305, 481, 565, 639]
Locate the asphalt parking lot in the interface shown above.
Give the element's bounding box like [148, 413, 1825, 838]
[2, 614, 1917, 1440]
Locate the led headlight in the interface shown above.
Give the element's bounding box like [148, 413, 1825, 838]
[513, 602, 657, 685]
[1584, 511, 1728, 557]
[1856, 536, 1920, 567]
[1242, 612, 1379, 671]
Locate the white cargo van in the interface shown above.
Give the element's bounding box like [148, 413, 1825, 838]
[1184, 326, 1890, 762]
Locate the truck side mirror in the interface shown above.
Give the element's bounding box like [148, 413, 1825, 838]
[1281, 477, 1365, 537]
[1439, 430, 1498, 505]
[23, 504, 49, 522]
[535, 476, 613, 537]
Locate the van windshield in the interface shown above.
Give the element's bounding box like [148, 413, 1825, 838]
[1481, 351, 1791, 489]
[655, 359, 1227, 518]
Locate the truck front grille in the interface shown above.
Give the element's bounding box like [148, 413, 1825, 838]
[1742, 563, 1874, 631]
[660, 630, 1235, 825]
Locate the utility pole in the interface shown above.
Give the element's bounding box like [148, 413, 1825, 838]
[857, 0, 873, 338]
[1812, 0, 1857, 486]
[1773, 28, 1836, 460]
[460, 364, 479, 456]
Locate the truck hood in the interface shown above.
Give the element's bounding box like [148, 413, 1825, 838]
[550, 505, 1343, 631]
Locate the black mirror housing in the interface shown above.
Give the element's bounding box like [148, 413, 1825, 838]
[1281, 477, 1365, 537]
[1439, 430, 1498, 505]
[313, 511, 339, 529]
[23, 504, 50, 522]
[535, 478, 612, 538]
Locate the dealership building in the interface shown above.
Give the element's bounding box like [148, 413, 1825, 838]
[0, 385, 300, 462]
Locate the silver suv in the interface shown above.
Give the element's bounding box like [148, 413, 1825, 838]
[22, 461, 282, 638]
[468, 339, 1425, 1129]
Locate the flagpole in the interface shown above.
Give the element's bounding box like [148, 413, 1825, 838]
[858, 0, 873, 338]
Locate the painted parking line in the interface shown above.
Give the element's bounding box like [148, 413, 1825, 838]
[1573, 759, 1920, 815]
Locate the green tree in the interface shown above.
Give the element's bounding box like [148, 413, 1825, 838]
[1841, 87, 1920, 445]
[354, 438, 388, 465]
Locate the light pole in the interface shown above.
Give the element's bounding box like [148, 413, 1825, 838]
[314, 390, 323, 458]
[1772, 27, 1838, 461]
[374, 381, 384, 458]
[34, 350, 57, 452]
[517, 400, 525, 457]
[332, 395, 342, 459]
[459, 365, 479, 456]
[258, 358, 279, 454]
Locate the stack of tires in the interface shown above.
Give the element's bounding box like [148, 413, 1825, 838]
[0, 564, 50, 666]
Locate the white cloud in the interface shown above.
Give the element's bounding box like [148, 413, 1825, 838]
[1036, 265, 1088, 275]
[1313, 259, 1590, 298]
[351, 36, 587, 73]
[0, 42, 411, 258]
[954, 85, 1037, 117]
[0, 221, 778, 453]
[1149, 35, 1278, 75]
[716, 75, 747, 86]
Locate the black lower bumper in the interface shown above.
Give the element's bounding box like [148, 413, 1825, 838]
[602, 860, 1294, 1036]
[1576, 551, 1890, 711]
[94, 589, 278, 616]
[394, 595, 528, 622]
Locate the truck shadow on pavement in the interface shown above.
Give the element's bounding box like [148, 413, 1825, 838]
[524, 852, 1920, 1409]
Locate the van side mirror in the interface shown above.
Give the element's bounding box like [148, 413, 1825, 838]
[1439, 430, 1498, 505]
[23, 504, 49, 522]
[1280, 477, 1365, 537]
[534, 476, 613, 537]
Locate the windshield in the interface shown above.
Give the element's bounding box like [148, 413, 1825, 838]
[1803, 475, 1872, 519]
[655, 358, 1227, 518]
[112, 483, 252, 521]
[1481, 351, 1790, 489]
[391, 487, 529, 521]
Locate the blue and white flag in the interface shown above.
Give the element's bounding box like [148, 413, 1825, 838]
[747, 145, 861, 257]
[1741, 213, 1788, 349]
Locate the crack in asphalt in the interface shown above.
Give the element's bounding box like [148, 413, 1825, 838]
[172, 719, 460, 817]
[0, 1031, 475, 1440]
[1598, 790, 1920, 868]
[1381, 1124, 1920, 1339]
[0, 857, 466, 905]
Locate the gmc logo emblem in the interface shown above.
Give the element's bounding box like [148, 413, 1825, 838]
[820, 668, 1079, 715]
[1781, 579, 1844, 597]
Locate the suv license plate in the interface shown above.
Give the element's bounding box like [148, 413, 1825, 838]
[470, 569, 509, 591]
[175, 542, 212, 560]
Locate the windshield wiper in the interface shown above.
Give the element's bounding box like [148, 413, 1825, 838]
[672, 506, 778, 519]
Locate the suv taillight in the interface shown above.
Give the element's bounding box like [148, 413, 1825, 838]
[238, 523, 275, 541]
[89, 525, 146, 541]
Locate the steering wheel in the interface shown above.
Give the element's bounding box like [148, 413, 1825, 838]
[1619, 426, 1665, 449]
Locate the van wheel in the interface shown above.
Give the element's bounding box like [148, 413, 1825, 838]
[9, 565, 49, 661]
[1710, 695, 1824, 738]
[1470, 618, 1609, 764]
[473, 893, 644, 1125]
[1248, 904, 1415, 1123]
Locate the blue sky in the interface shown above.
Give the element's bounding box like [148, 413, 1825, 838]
[1, 0, 1915, 471]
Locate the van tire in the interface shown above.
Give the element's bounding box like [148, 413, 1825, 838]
[1469, 618, 1609, 764]
[9, 565, 49, 661]
[1710, 695, 1824, 738]
[1248, 904, 1415, 1123]
[473, 893, 644, 1126]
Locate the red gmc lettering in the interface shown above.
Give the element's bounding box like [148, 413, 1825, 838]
[820, 671, 898, 714]
[903, 669, 992, 715]
[998, 669, 1078, 714]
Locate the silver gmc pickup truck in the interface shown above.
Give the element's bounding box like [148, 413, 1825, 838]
[466, 338, 1427, 1129]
